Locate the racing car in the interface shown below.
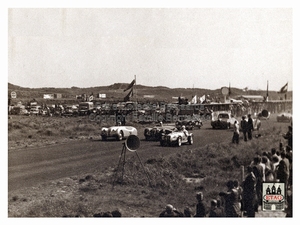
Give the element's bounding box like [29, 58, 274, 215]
[101, 125, 137, 141]
[160, 128, 193, 147]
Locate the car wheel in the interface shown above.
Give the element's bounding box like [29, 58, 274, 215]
[101, 135, 107, 141]
[117, 131, 124, 141]
[177, 137, 182, 147]
[188, 136, 193, 145]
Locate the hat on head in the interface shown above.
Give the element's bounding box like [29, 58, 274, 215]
[166, 204, 174, 211]
[211, 199, 217, 206]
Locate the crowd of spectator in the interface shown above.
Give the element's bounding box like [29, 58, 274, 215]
[159, 125, 293, 218]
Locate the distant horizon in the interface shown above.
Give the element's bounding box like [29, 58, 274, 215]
[8, 81, 292, 93]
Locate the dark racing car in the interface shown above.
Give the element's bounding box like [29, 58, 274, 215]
[144, 124, 177, 141]
[175, 115, 203, 130]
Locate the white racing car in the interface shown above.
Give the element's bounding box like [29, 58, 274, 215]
[101, 126, 137, 141]
[160, 128, 193, 147]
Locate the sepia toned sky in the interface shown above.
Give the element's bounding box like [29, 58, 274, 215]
[7, 7, 293, 91]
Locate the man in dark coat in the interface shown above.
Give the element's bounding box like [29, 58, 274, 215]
[243, 166, 257, 217]
[247, 114, 254, 140]
[241, 116, 248, 141]
[194, 192, 206, 217]
[252, 156, 263, 209]
[283, 125, 293, 149]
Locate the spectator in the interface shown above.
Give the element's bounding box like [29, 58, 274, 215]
[282, 126, 292, 149]
[233, 180, 243, 214]
[219, 180, 241, 217]
[247, 114, 254, 140]
[232, 121, 239, 144]
[184, 207, 193, 217]
[208, 199, 223, 217]
[276, 160, 288, 185]
[271, 148, 279, 162]
[194, 192, 206, 217]
[159, 204, 183, 217]
[285, 146, 293, 186]
[216, 199, 225, 217]
[242, 166, 256, 217]
[240, 116, 248, 141]
[262, 156, 275, 182]
[271, 156, 280, 173]
[251, 156, 263, 210]
[280, 152, 290, 186]
[262, 151, 272, 168]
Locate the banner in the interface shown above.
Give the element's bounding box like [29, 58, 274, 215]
[199, 95, 206, 104]
[191, 95, 197, 104]
[124, 79, 135, 92]
[124, 88, 133, 102]
[278, 82, 288, 93]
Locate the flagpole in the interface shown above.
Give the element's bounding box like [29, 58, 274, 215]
[266, 80, 269, 102]
[134, 75, 137, 102]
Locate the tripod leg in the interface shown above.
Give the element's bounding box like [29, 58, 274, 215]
[112, 144, 126, 187]
[121, 146, 127, 183]
[135, 151, 152, 187]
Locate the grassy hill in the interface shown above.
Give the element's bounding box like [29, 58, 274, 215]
[8, 82, 292, 105]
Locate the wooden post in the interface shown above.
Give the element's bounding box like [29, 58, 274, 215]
[241, 165, 244, 182]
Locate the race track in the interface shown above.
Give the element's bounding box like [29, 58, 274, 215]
[8, 118, 287, 192]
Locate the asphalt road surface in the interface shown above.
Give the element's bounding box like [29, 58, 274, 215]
[8, 118, 286, 192]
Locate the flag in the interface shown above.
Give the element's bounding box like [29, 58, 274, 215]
[89, 93, 94, 102]
[199, 95, 206, 104]
[278, 82, 288, 93]
[124, 79, 135, 92]
[124, 88, 133, 102]
[191, 95, 197, 104]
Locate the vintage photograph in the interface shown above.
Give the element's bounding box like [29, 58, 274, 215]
[7, 6, 294, 220]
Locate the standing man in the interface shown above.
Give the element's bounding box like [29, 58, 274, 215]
[247, 114, 254, 140]
[232, 121, 240, 144]
[194, 192, 206, 217]
[241, 116, 248, 141]
[219, 180, 241, 217]
[283, 125, 293, 150]
[242, 166, 257, 217]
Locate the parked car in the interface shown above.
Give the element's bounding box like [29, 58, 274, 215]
[211, 111, 237, 129]
[63, 105, 78, 116]
[78, 102, 94, 116]
[144, 124, 177, 141]
[10, 105, 29, 115]
[277, 112, 292, 123]
[175, 115, 203, 130]
[160, 128, 193, 147]
[101, 126, 137, 141]
[30, 105, 41, 116]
